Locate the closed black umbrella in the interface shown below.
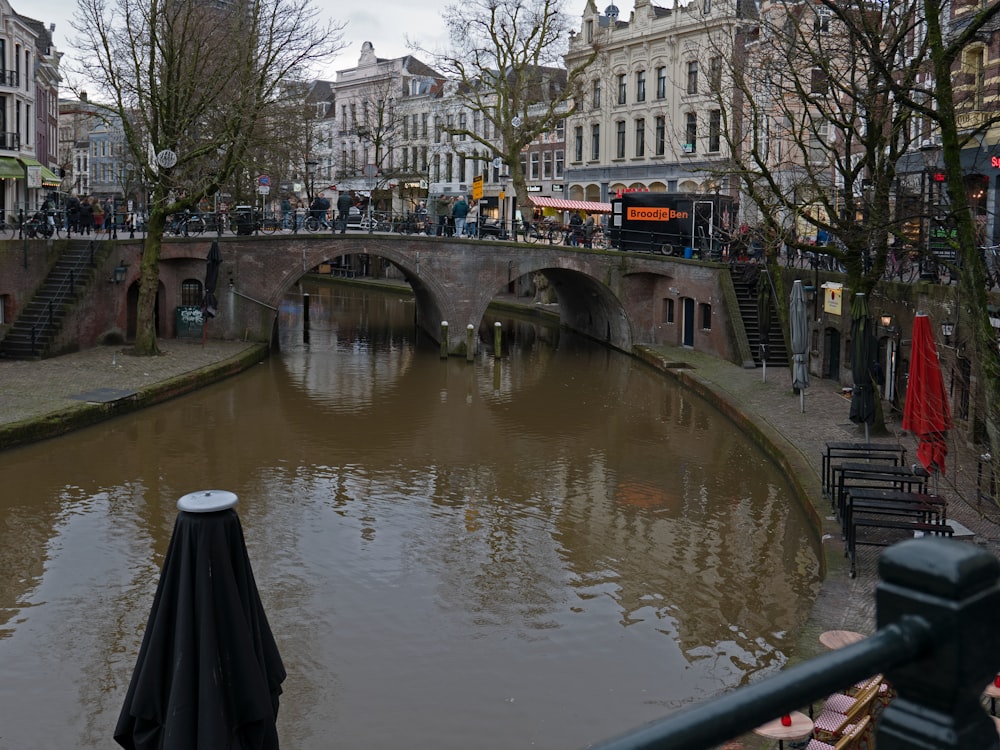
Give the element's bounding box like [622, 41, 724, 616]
[114, 490, 285, 750]
[789, 279, 809, 412]
[849, 292, 878, 442]
[203, 240, 223, 319]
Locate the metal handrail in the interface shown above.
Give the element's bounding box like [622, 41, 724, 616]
[588, 538, 1000, 750]
[26, 241, 98, 355]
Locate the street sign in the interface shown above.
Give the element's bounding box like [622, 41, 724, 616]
[492, 157, 502, 169]
[362, 164, 378, 178]
[258, 174, 270, 187]
[472, 175, 484, 202]
[257, 185, 270, 195]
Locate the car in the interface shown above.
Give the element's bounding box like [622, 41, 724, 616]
[347, 206, 362, 227]
[477, 220, 507, 239]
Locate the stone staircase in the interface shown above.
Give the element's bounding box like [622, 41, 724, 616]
[0, 240, 101, 359]
[731, 262, 788, 367]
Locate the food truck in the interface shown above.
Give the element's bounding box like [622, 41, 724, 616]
[609, 192, 735, 257]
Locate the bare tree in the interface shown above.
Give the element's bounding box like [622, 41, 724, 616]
[71, 0, 345, 355]
[422, 0, 598, 203]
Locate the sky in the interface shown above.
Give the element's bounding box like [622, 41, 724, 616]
[39, 0, 604, 86]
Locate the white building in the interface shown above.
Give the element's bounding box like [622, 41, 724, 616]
[563, 0, 752, 203]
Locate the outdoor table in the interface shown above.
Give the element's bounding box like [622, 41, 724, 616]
[834, 462, 929, 521]
[842, 488, 945, 544]
[819, 630, 865, 650]
[822, 441, 906, 497]
[753, 711, 814, 749]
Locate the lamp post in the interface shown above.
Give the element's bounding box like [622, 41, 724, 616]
[919, 141, 943, 281]
[941, 319, 955, 346]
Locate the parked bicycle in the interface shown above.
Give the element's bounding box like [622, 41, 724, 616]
[167, 211, 207, 236]
[22, 212, 54, 239]
[884, 245, 919, 283]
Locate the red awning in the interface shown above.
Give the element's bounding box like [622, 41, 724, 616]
[528, 196, 612, 213]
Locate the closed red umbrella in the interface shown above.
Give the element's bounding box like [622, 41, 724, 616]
[902, 314, 952, 475]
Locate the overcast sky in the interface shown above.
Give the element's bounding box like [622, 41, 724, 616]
[39, 0, 602, 86]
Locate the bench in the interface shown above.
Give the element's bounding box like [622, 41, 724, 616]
[834, 462, 929, 521]
[848, 518, 954, 577]
[822, 442, 906, 497]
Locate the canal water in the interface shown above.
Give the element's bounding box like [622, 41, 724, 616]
[0, 281, 821, 750]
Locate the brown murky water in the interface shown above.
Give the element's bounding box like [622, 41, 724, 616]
[0, 281, 821, 750]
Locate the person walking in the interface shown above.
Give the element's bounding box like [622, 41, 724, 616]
[465, 200, 479, 239]
[452, 195, 469, 237]
[79, 197, 94, 236]
[67, 195, 81, 235]
[435, 195, 451, 236]
[337, 191, 354, 234]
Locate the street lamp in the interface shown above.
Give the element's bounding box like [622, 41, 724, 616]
[919, 141, 943, 281]
[305, 160, 318, 203]
[941, 319, 955, 346]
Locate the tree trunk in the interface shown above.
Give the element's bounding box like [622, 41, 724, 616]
[132, 209, 167, 356]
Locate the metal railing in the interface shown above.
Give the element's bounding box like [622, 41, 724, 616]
[27, 242, 96, 356]
[588, 538, 1000, 750]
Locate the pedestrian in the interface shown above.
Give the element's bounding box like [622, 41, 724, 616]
[414, 201, 428, 234]
[452, 195, 469, 237]
[337, 191, 354, 234]
[568, 212, 583, 246]
[466, 200, 479, 239]
[67, 194, 81, 235]
[92, 198, 105, 235]
[435, 195, 451, 236]
[583, 214, 595, 248]
[79, 197, 94, 235]
[280, 196, 292, 229]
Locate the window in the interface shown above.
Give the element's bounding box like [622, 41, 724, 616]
[556, 119, 565, 140]
[554, 149, 564, 178]
[656, 67, 666, 99]
[655, 116, 665, 155]
[574, 126, 584, 161]
[530, 151, 540, 179]
[814, 9, 830, 32]
[687, 61, 698, 94]
[592, 79, 601, 108]
[591, 123, 600, 160]
[586, 19, 593, 42]
[700, 303, 712, 330]
[402, 117, 409, 139]
[810, 68, 829, 96]
[616, 120, 626, 158]
[422, 113, 428, 137]
[708, 110, 721, 152]
[636, 70, 646, 102]
[809, 119, 829, 163]
[710, 56, 722, 93]
[664, 297, 675, 324]
[458, 113, 467, 140]
[542, 151, 553, 179]
[685, 112, 697, 152]
[635, 118, 645, 157]
[181, 280, 202, 306]
[617, 73, 627, 104]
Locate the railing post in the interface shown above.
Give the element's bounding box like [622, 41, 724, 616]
[876, 538, 1000, 749]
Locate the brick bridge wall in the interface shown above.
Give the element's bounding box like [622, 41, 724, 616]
[4, 235, 744, 361]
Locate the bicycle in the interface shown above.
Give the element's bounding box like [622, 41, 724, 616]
[167, 212, 206, 236]
[258, 214, 282, 234]
[304, 214, 332, 232]
[884, 247, 918, 283]
[22, 213, 54, 239]
[358, 214, 392, 232]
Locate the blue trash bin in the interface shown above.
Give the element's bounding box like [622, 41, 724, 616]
[683, 246, 694, 259]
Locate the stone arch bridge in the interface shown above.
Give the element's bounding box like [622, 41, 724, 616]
[131, 234, 747, 360]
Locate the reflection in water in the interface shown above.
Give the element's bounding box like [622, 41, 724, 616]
[0, 281, 820, 750]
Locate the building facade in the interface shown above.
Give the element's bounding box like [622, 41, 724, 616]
[562, 0, 749, 204]
[0, 0, 61, 219]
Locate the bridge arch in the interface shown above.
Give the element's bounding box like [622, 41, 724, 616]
[148, 235, 739, 360]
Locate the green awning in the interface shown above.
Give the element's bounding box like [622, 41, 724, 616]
[41, 166, 60, 186]
[0, 157, 22, 179]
